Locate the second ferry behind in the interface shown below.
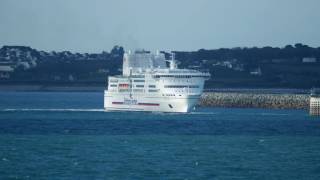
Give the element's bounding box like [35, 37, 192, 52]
[104, 50, 210, 113]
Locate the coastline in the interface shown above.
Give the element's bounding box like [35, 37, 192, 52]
[0, 85, 310, 110]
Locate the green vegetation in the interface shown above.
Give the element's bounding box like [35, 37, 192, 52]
[0, 44, 320, 88]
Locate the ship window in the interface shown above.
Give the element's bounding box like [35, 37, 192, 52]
[164, 85, 199, 88]
[132, 75, 145, 78]
[149, 85, 156, 88]
[149, 89, 159, 93]
[109, 79, 118, 83]
[153, 75, 193, 78]
[133, 89, 144, 92]
[164, 85, 188, 88]
[175, 75, 191, 78]
[165, 94, 175, 96]
[136, 85, 144, 88]
[110, 84, 117, 87]
[134, 79, 145, 82]
[119, 84, 129, 87]
[191, 75, 210, 78]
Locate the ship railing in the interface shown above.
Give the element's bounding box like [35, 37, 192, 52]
[204, 88, 310, 94]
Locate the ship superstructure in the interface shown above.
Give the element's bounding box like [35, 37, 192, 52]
[104, 50, 210, 112]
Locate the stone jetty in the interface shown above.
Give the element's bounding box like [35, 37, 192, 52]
[199, 92, 309, 109]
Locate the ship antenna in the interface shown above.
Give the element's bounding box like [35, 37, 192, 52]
[170, 52, 176, 69]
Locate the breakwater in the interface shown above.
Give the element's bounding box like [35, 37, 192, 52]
[200, 92, 309, 109]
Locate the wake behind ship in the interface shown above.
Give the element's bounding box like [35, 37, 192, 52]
[104, 50, 210, 113]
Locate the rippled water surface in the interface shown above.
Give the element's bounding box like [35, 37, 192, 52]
[0, 92, 320, 179]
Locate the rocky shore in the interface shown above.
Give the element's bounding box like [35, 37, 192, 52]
[200, 92, 309, 109]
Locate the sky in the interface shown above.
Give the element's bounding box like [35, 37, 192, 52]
[0, 0, 320, 53]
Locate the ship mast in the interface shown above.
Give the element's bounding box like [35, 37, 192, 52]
[169, 52, 177, 69]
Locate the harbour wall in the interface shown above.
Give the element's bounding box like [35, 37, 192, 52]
[0, 85, 310, 110]
[199, 92, 309, 109]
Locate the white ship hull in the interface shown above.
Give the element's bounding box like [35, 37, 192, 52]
[104, 92, 200, 113]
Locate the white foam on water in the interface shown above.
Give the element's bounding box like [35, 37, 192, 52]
[190, 111, 221, 115]
[259, 113, 291, 116]
[150, 111, 221, 116]
[223, 112, 291, 116]
[1, 108, 105, 112]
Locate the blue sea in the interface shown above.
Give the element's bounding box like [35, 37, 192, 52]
[0, 92, 320, 179]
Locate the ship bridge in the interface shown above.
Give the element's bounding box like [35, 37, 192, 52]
[122, 50, 166, 76]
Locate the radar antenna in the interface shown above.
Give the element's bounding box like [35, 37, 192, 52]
[169, 52, 177, 69]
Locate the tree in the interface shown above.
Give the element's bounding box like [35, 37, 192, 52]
[111, 46, 124, 57]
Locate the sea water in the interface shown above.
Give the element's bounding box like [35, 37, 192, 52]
[0, 92, 320, 179]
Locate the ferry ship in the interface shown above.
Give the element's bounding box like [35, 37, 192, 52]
[104, 50, 210, 113]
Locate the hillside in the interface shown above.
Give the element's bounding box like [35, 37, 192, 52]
[0, 44, 320, 88]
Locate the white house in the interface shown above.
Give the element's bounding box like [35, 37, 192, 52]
[250, 67, 262, 76]
[302, 57, 317, 63]
[0, 65, 14, 79]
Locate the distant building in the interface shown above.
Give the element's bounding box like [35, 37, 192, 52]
[302, 57, 317, 63]
[53, 75, 61, 81]
[271, 59, 290, 63]
[250, 67, 262, 76]
[201, 60, 208, 63]
[0, 65, 14, 79]
[17, 61, 31, 69]
[222, 61, 233, 69]
[233, 64, 244, 72]
[98, 69, 110, 73]
[188, 65, 201, 69]
[0, 65, 14, 72]
[68, 74, 75, 82]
